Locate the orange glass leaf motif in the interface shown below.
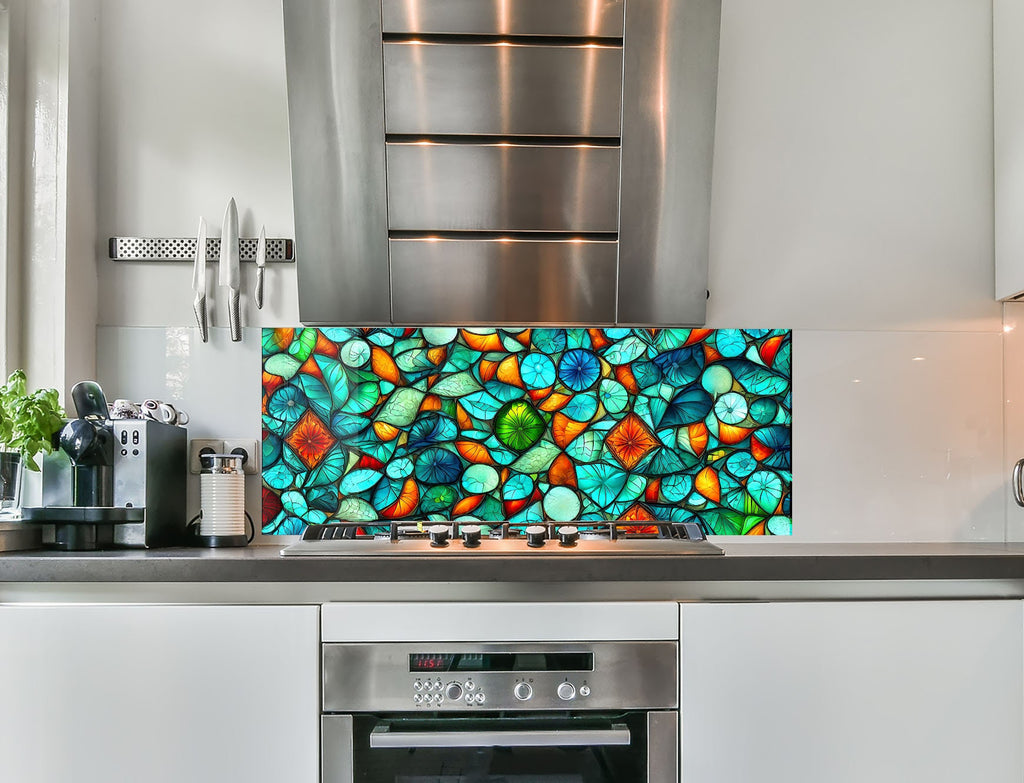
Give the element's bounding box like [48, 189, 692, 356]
[381, 479, 419, 518]
[588, 329, 612, 350]
[299, 354, 324, 381]
[314, 331, 340, 358]
[503, 497, 532, 516]
[718, 423, 752, 445]
[759, 335, 784, 367]
[695, 467, 721, 503]
[456, 402, 475, 431]
[750, 434, 774, 462]
[684, 329, 713, 347]
[527, 386, 554, 403]
[262, 371, 285, 401]
[605, 413, 659, 470]
[370, 346, 402, 385]
[645, 478, 661, 504]
[373, 421, 401, 441]
[455, 440, 496, 465]
[621, 502, 655, 522]
[496, 355, 524, 388]
[538, 392, 571, 412]
[551, 413, 588, 449]
[614, 365, 641, 395]
[547, 452, 578, 487]
[452, 494, 484, 516]
[479, 359, 499, 383]
[688, 422, 709, 456]
[747, 521, 766, 535]
[269, 328, 294, 351]
[427, 346, 447, 366]
[515, 329, 533, 347]
[420, 394, 443, 412]
[702, 344, 723, 363]
[460, 330, 503, 352]
[283, 410, 336, 470]
[357, 454, 385, 471]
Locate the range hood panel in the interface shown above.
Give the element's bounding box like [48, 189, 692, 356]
[384, 42, 624, 138]
[284, 0, 720, 326]
[386, 143, 622, 233]
[381, 0, 626, 38]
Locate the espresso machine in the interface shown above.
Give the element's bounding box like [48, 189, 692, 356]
[22, 381, 187, 550]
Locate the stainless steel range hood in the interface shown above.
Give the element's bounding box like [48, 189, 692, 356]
[284, 0, 721, 326]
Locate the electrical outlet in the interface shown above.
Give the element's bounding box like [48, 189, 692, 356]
[223, 438, 260, 475]
[189, 439, 224, 474]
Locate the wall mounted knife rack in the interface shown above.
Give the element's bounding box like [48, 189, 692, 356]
[108, 237, 294, 263]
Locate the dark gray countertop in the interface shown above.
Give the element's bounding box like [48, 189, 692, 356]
[3, 541, 1024, 583]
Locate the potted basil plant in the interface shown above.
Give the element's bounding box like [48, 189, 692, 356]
[0, 370, 65, 516]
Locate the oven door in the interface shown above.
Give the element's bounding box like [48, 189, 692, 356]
[323, 711, 677, 783]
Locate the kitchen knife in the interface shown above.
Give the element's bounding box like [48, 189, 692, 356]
[192, 217, 209, 342]
[219, 197, 241, 342]
[254, 224, 266, 310]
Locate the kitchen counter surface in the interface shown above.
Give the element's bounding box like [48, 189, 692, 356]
[3, 541, 1024, 603]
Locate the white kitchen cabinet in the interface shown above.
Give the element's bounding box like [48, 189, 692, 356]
[0, 604, 319, 783]
[680, 601, 1023, 783]
[996, 0, 1024, 299]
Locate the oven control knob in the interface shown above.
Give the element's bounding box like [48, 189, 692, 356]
[461, 525, 482, 548]
[514, 682, 533, 701]
[428, 524, 450, 547]
[557, 525, 579, 547]
[557, 682, 576, 701]
[445, 682, 464, 701]
[579, 685, 591, 697]
[525, 525, 547, 548]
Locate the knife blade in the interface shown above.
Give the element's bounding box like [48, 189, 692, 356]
[254, 224, 266, 310]
[192, 217, 209, 342]
[219, 197, 241, 342]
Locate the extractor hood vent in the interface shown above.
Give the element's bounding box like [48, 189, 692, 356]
[284, 0, 721, 326]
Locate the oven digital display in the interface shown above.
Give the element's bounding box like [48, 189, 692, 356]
[409, 652, 594, 673]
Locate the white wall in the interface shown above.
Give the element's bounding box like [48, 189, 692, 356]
[93, 0, 1005, 541]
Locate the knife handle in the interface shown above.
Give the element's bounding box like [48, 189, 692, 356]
[229, 289, 241, 342]
[255, 267, 265, 310]
[193, 294, 209, 343]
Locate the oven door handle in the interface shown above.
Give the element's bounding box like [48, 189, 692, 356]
[369, 723, 631, 749]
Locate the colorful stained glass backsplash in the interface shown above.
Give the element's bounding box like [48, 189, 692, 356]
[261, 328, 792, 536]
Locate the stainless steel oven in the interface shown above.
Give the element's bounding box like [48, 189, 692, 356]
[321, 641, 678, 782]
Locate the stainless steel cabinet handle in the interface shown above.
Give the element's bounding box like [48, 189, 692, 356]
[369, 724, 631, 749]
[1014, 459, 1024, 507]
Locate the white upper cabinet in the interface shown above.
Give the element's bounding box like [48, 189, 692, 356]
[996, 0, 1024, 299]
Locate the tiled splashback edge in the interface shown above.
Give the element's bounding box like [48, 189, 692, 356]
[260, 328, 793, 536]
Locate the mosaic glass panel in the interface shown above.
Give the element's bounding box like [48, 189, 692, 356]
[262, 328, 793, 535]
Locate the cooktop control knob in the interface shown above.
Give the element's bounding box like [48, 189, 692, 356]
[525, 525, 547, 548]
[514, 682, 533, 701]
[557, 525, 579, 547]
[445, 682, 464, 702]
[557, 682, 576, 701]
[461, 524, 482, 548]
[428, 524, 450, 547]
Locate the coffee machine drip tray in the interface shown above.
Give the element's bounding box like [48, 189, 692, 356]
[20, 507, 146, 551]
[22, 507, 145, 523]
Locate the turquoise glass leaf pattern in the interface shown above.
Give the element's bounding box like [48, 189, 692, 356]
[262, 328, 793, 535]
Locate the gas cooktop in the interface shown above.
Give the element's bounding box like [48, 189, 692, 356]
[280, 521, 723, 557]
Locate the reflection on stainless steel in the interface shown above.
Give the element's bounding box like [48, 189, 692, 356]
[283, 0, 392, 325]
[369, 724, 631, 748]
[384, 42, 623, 137]
[322, 642, 678, 712]
[617, 0, 722, 325]
[390, 238, 617, 324]
[321, 715, 354, 783]
[647, 712, 679, 782]
[382, 0, 625, 37]
[386, 143, 621, 231]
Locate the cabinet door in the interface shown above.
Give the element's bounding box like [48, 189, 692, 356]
[680, 601, 1023, 783]
[0, 605, 319, 783]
